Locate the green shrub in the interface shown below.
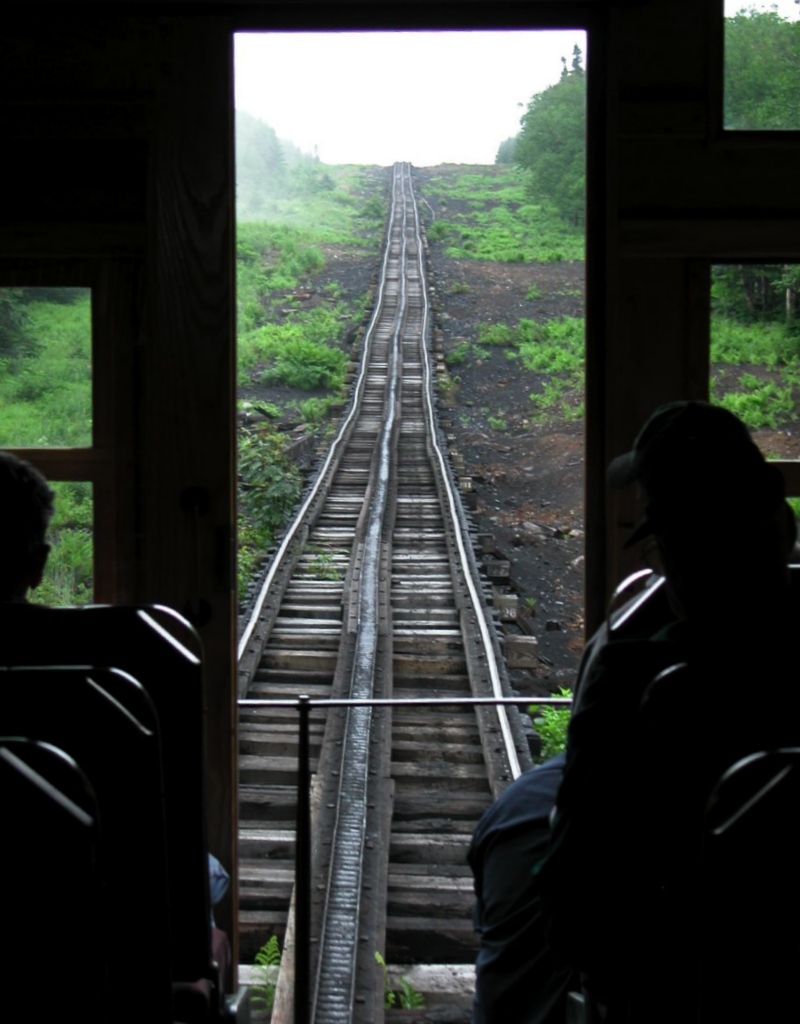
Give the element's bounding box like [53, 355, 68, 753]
[36, 481, 94, 606]
[358, 195, 385, 221]
[786, 497, 800, 519]
[530, 378, 570, 414]
[304, 546, 342, 581]
[261, 336, 347, 390]
[240, 305, 350, 391]
[709, 316, 800, 431]
[445, 342, 475, 367]
[477, 323, 515, 347]
[710, 316, 795, 370]
[517, 316, 584, 374]
[298, 396, 335, 424]
[427, 220, 455, 243]
[237, 429, 302, 594]
[529, 688, 573, 761]
[715, 380, 794, 430]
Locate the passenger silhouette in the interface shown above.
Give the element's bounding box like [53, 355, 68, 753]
[468, 753, 577, 1024]
[537, 401, 800, 1024]
[0, 452, 54, 603]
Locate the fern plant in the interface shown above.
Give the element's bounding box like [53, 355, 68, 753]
[397, 976, 425, 1009]
[375, 950, 396, 1009]
[375, 950, 425, 1011]
[252, 934, 281, 1014]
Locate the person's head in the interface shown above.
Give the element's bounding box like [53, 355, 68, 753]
[608, 401, 796, 616]
[0, 453, 55, 602]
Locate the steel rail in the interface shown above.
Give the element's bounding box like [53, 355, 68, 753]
[238, 696, 572, 711]
[311, 162, 410, 1024]
[407, 168, 523, 780]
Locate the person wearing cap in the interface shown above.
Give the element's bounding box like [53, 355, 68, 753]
[537, 401, 800, 1024]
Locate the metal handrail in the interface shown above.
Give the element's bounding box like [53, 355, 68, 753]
[237, 693, 572, 1024]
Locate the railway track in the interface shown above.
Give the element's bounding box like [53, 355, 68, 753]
[237, 162, 532, 1021]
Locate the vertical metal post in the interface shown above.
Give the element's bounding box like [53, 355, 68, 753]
[295, 695, 311, 1024]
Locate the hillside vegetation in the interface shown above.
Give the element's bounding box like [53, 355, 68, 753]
[235, 115, 387, 593]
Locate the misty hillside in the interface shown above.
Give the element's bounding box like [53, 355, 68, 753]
[236, 110, 334, 218]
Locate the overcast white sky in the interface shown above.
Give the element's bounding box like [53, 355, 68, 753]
[235, 31, 586, 166]
[235, 5, 798, 167]
[725, 0, 798, 14]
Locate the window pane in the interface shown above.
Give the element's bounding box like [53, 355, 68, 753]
[0, 287, 92, 447]
[710, 263, 800, 459]
[724, 2, 800, 131]
[37, 481, 93, 606]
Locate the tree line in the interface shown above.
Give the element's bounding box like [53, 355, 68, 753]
[724, 7, 800, 130]
[499, 9, 800, 226]
[497, 12, 799, 331]
[495, 44, 585, 227]
[236, 110, 335, 218]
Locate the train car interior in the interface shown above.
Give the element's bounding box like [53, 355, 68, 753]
[2, 0, 799, 1019]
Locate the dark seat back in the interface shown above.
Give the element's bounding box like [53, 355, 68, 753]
[701, 748, 800, 1023]
[0, 666, 173, 1023]
[0, 605, 211, 983]
[608, 569, 669, 639]
[1, 737, 106, 1022]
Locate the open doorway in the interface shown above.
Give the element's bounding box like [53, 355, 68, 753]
[234, 29, 588, 680]
[232, 27, 587, 1008]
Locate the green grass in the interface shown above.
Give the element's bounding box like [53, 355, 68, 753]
[445, 341, 478, 367]
[37, 481, 94, 606]
[710, 316, 798, 370]
[0, 291, 92, 448]
[710, 316, 800, 431]
[421, 167, 584, 263]
[238, 165, 387, 243]
[237, 222, 326, 338]
[0, 291, 93, 604]
[715, 378, 795, 430]
[473, 315, 585, 422]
